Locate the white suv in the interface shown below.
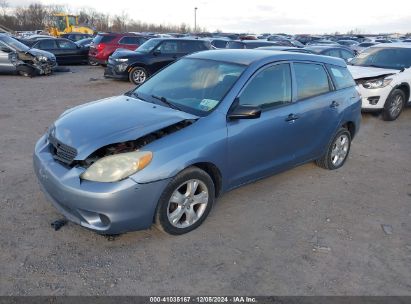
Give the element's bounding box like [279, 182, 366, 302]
[348, 43, 411, 121]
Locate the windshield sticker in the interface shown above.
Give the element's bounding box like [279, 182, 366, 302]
[199, 99, 219, 111]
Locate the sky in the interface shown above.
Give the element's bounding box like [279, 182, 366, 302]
[8, 0, 411, 34]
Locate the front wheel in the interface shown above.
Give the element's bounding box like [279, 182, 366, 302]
[129, 66, 148, 85]
[155, 167, 215, 235]
[382, 89, 405, 121]
[316, 128, 351, 170]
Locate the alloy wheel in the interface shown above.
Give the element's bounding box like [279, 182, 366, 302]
[132, 68, 147, 84]
[167, 179, 209, 229]
[389, 94, 404, 118]
[330, 134, 349, 167]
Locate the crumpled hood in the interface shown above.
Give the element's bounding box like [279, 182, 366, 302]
[52, 95, 198, 160]
[348, 65, 399, 80]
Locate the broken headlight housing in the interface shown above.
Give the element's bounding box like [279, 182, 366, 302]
[362, 78, 392, 89]
[81, 151, 152, 182]
[36, 55, 49, 62]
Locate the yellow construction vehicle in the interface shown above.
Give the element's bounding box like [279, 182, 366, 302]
[48, 13, 94, 37]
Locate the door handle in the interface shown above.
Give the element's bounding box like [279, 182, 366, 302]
[285, 114, 300, 122]
[330, 101, 340, 108]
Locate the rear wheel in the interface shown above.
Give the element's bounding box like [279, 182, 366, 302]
[316, 128, 351, 170]
[88, 58, 99, 66]
[155, 167, 215, 235]
[129, 66, 148, 85]
[382, 89, 405, 121]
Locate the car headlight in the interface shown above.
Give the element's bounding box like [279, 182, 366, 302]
[81, 151, 152, 182]
[114, 58, 129, 62]
[36, 55, 51, 62]
[362, 78, 392, 89]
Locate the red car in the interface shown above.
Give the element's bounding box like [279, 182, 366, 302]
[88, 33, 148, 66]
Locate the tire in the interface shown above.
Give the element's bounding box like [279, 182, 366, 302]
[129, 66, 148, 85]
[155, 167, 215, 235]
[88, 58, 99, 66]
[316, 128, 351, 170]
[17, 66, 36, 77]
[382, 89, 406, 121]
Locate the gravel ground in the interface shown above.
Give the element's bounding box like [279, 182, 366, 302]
[0, 66, 410, 296]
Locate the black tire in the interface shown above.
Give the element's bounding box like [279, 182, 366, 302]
[316, 128, 351, 170]
[129, 66, 148, 85]
[155, 167, 215, 235]
[382, 89, 406, 121]
[17, 65, 36, 77]
[88, 58, 99, 66]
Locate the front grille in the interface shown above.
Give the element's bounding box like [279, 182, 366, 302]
[49, 135, 77, 165]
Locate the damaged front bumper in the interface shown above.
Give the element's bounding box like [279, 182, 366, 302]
[33, 134, 171, 234]
[11, 50, 57, 76]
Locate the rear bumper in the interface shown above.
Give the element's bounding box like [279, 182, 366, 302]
[88, 56, 107, 65]
[33, 134, 170, 234]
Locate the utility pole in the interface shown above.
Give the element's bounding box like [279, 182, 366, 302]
[194, 7, 198, 33]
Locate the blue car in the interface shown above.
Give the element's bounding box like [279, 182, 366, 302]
[34, 50, 361, 235]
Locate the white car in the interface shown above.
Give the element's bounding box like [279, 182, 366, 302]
[348, 43, 411, 121]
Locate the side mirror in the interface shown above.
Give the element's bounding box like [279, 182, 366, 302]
[153, 49, 161, 55]
[228, 104, 261, 120]
[0, 46, 11, 53]
[347, 57, 353, 62]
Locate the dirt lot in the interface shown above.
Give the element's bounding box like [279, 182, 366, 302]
[0, 66, 410, 296]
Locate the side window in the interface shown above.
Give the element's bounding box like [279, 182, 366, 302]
[294, 63, 330, 100]
[119, 37, 139, 45]
[157, 41, 178, 53]
[57, 40, 76, 49]
[328, 65, 356, 90]
[340, 49, 354, 60]
[178, 41, 206, 53]
[239, 63, 292, 109]
[38, 40, 57, 50]
[324, 49, 340, 58]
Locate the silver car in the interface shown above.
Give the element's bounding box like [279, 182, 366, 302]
[0, 34, 57, 76]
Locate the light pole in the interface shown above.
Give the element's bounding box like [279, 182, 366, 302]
[194, 7, 198, 33]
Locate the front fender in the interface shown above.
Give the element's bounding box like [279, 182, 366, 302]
[129, 112, 228, 187]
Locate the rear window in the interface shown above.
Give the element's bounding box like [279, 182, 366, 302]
[92, 35, 115, 44]
[294, 63, 331, 100]
[327, 65, 356, 90]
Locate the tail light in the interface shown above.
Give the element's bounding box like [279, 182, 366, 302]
[96, 43, 105, 51]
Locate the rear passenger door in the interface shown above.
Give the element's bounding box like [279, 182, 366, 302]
[290, 62, 340, 163]
[56, 39, 82, 64]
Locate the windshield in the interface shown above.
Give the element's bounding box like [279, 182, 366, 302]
[136, 39, 160, 53]
[1, 36, 30, 52]
[133, 58, 246, 116]
[350, 47, 411, 69]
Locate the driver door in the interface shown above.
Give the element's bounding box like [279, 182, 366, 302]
[227, 63, 301, 188]
[151, 41, 180, 73]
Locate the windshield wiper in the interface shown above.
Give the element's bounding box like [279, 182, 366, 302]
[125, 90, 151, 103]
[151, 95, 182, 111]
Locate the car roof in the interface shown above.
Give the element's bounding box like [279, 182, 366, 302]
[369, 43, 411, 49]
[187, 49, 346, 67]
[305, 45, 352, 51]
